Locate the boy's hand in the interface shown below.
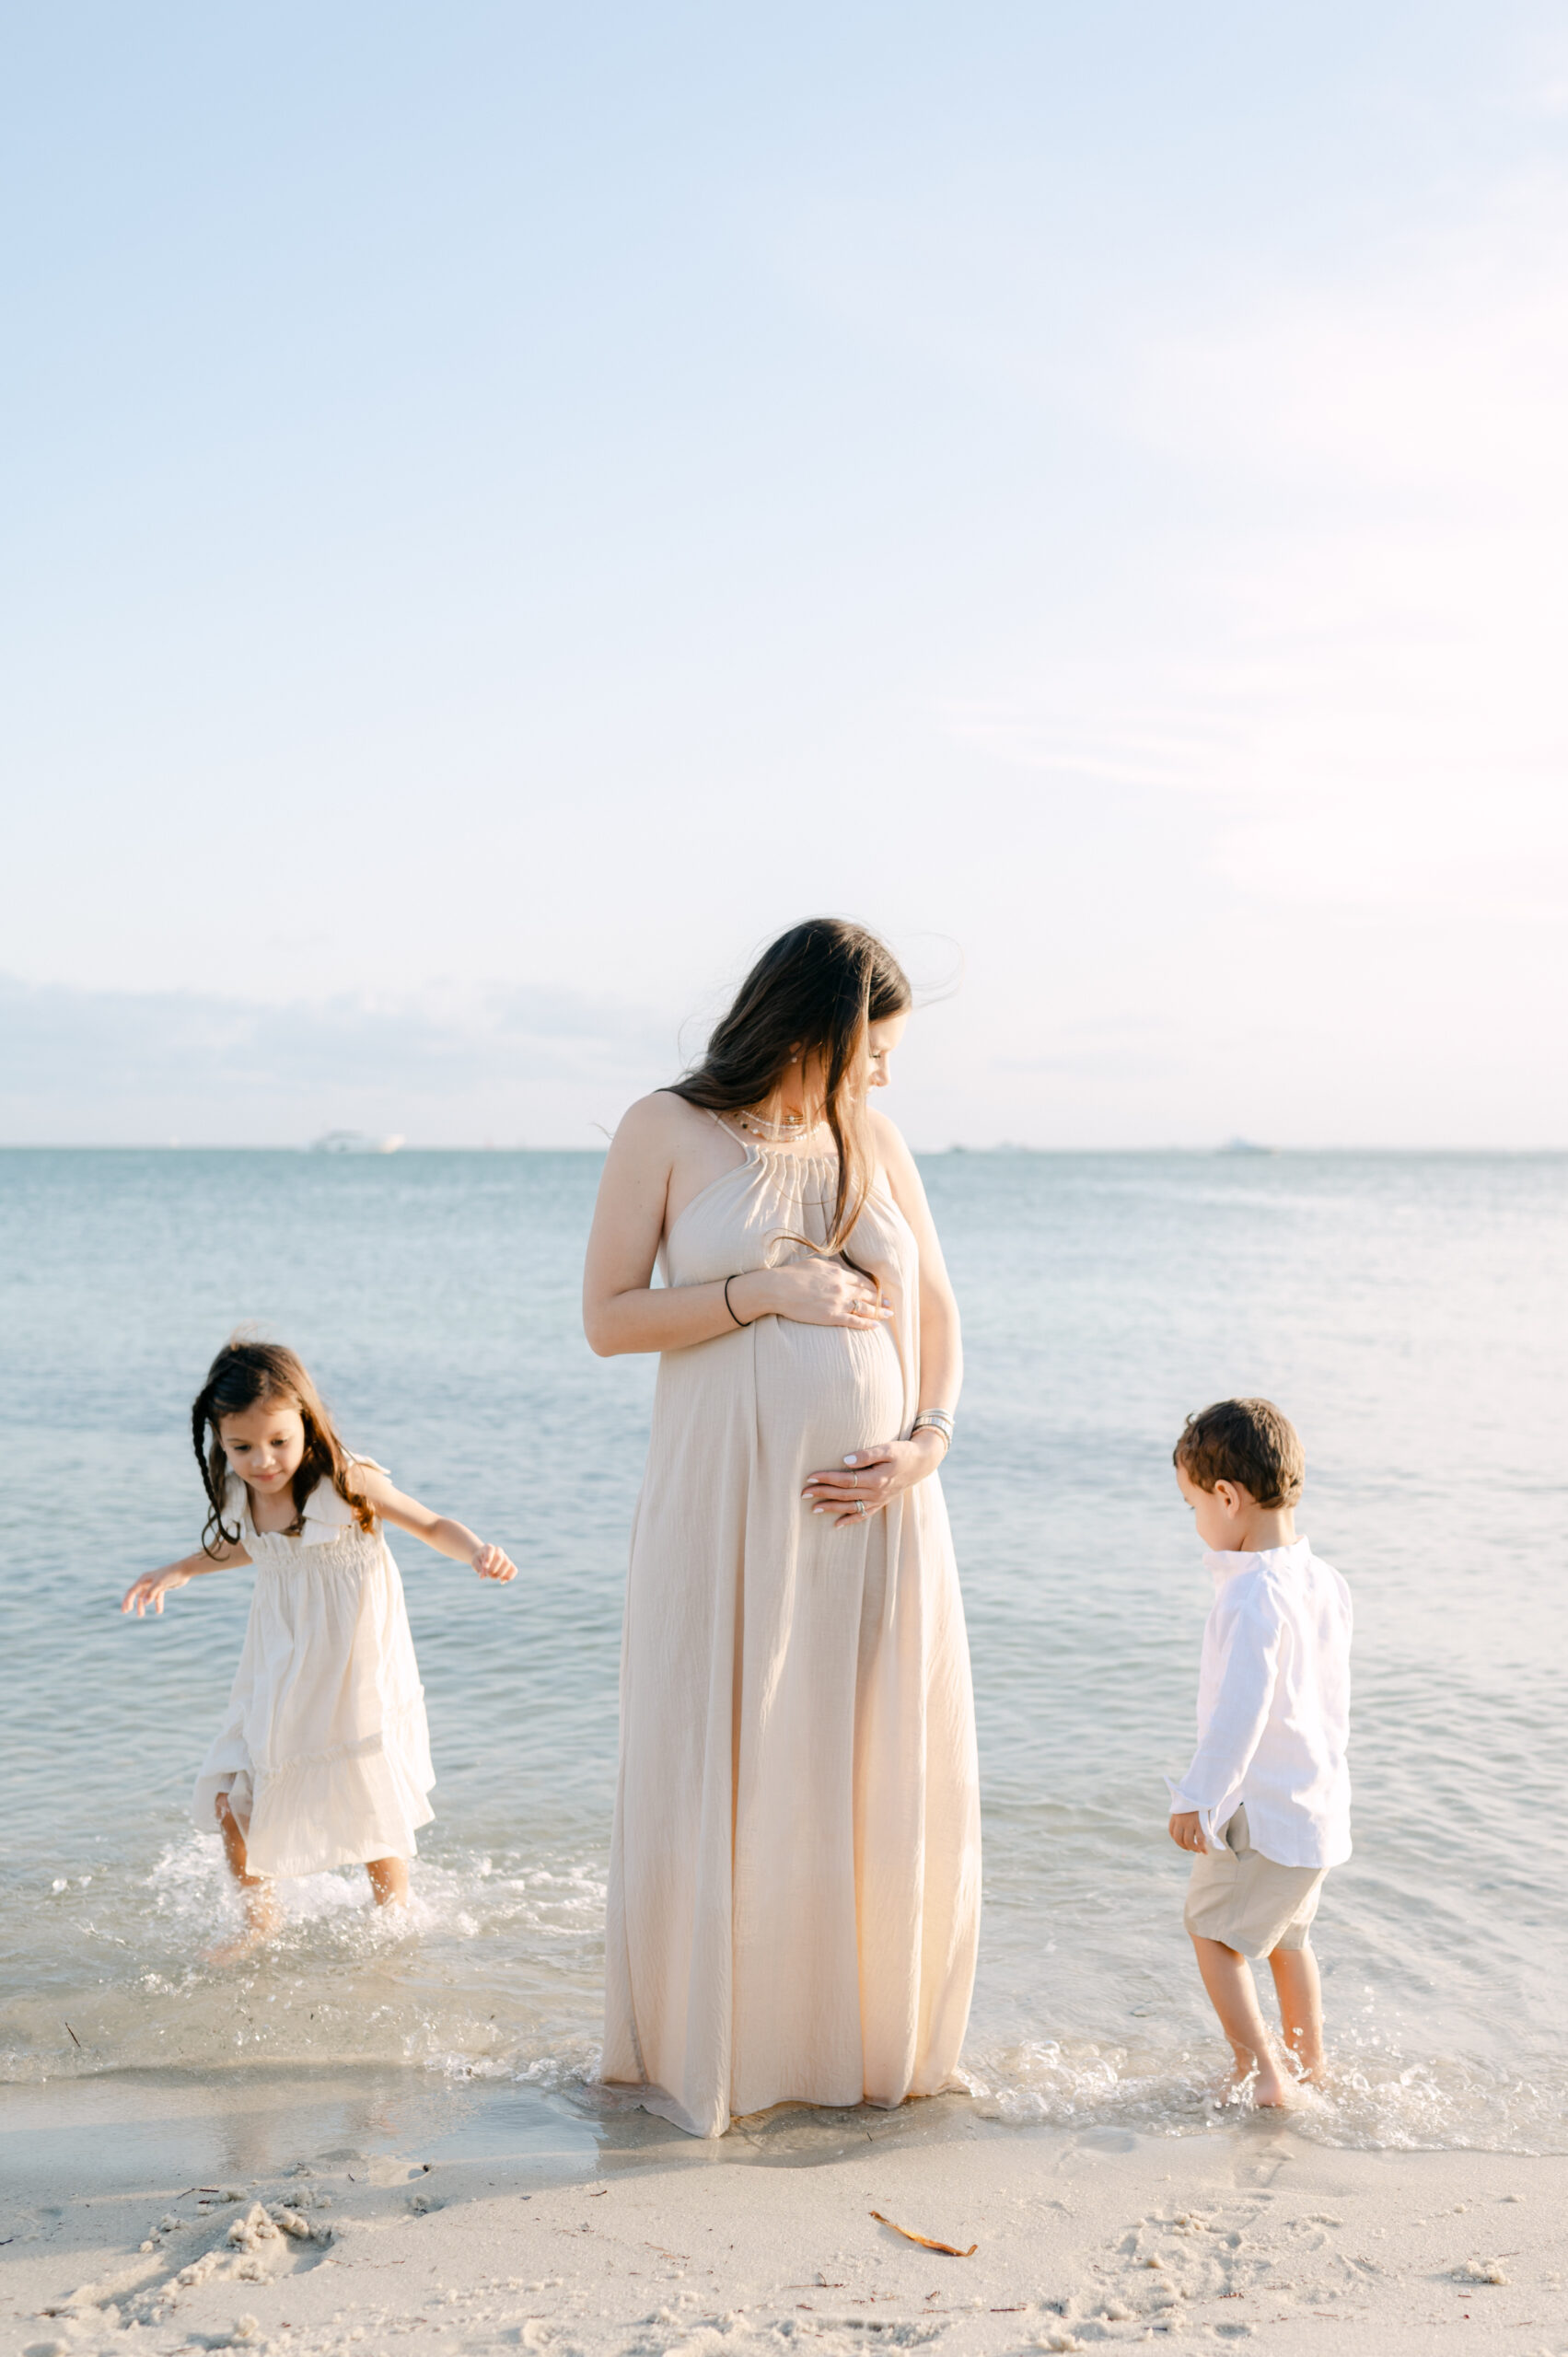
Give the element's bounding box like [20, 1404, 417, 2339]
[470, 1543, 517, 1584]
[1168, 1810, 1208, 1853]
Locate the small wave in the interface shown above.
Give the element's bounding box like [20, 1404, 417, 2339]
[965, 2032, 1568, 2154]
[0, 1834, 611, 2085]
[505, 2040, 605, 2096]
[7, 1835, 1563, 2156]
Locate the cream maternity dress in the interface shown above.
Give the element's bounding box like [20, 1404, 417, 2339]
[192, 1463, 436, 1879]
[603, 1128, 981, 2138]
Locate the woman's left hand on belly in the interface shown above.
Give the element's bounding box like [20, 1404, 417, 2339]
[802, 1433, 947, 1528]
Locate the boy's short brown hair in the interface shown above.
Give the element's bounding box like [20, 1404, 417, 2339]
[1173, 1398, 1305, 1509]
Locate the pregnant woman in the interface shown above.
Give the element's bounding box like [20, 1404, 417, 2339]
[583, 917, 980, 2137]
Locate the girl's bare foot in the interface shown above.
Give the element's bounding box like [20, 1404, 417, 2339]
[206, 1791, 280, 1960]
[366, 1856, 409, 1908]
[203, 1925, 270, 1966]
[203, 1887, 281, 1965]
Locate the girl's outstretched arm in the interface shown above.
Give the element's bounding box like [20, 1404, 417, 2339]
[352, 1466, 517, 1583]
[122, 1538, 251, 1618]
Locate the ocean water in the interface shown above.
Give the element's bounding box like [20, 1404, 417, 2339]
[2, 1147, 1564, 2155]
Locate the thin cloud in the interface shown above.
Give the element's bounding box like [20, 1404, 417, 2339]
[0, 975, 674, 1144]
[935, 168, 1568, 926]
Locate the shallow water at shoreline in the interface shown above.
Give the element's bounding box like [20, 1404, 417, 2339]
[4, 1147, 1565, 2153]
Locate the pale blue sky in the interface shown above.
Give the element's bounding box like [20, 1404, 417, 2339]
[4, 4, 1566, 1144]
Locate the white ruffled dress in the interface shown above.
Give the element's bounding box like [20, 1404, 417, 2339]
[192, 1461, 436, 1878]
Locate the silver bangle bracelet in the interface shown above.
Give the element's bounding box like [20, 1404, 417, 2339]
[910, 1411, 954, 1452]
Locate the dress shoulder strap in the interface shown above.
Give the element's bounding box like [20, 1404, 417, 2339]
[704, 1106, 757, 1165]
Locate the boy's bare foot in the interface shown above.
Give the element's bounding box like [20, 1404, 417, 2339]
[1194, 1937, 1303, 2107]
[1269, 1949, 1325, 2084]
[1225, 2058, 1296, 2108]
[1282, 2055, 1328, 2105]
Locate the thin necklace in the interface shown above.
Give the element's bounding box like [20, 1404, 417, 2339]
[730, 1103, 825, 1142]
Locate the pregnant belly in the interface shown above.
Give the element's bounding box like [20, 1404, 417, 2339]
[753, 1316, 905, 1474]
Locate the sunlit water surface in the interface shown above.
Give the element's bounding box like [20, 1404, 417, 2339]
[2, 1148, 1563, 2153]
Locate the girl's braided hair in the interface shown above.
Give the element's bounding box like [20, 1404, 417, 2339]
[192, 1337, 375, 1558]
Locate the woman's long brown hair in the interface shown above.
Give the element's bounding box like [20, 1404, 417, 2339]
[666, 918, 912, 1253]
[192, 1338, 376, 1558]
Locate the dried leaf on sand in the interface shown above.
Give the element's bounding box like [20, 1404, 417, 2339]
[869, 2210, 977, 2258]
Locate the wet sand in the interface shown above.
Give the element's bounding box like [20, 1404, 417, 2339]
[3, 2073, 1564, 2357]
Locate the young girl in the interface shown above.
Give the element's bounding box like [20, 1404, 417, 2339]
[122, 1338, 517, 1961]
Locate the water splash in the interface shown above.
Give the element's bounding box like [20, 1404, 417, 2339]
[964, 2031, 1568, 2154]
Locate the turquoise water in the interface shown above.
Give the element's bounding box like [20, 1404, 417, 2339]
[2, 1148, 1564, 2150]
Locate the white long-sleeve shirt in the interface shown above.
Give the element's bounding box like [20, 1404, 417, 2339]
[1167, 1538, 1353, 1870]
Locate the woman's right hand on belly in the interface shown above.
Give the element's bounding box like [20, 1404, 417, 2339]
[743, 1259, 892, 1329]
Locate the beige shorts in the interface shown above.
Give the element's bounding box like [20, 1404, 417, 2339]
[1182, 1805, 1326, 1960]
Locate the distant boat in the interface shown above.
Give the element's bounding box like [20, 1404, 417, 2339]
[1220, 1136, 1273, 1155]
[308, 1130, 405, 1155]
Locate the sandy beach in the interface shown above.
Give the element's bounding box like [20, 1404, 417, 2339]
[4, 2077, 1563, 2357]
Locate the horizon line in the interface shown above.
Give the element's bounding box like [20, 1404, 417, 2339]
[3, 1141, 1567, 1158]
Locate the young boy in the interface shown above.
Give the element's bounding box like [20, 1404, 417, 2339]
[1167, 1398, 1352, 2106]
